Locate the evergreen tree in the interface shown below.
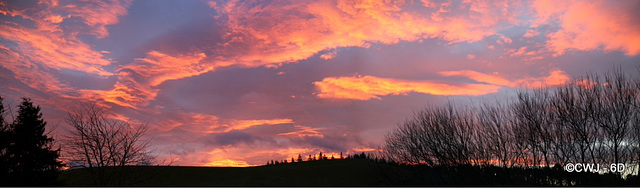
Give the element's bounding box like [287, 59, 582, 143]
[319, 152, 323, 160]
[0, 96, 10, 184]
[7, 98, 63, 185]
[297, 154, 302, 162]
[291, 157, 294, 163]
[340, 152, 343, 159]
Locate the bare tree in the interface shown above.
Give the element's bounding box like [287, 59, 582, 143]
[592, 70, 637, 174]
[512, 88, 554, 168]
[385, 103, 479, 166]
[631, 71, 640, 177]
[384, 69, 640, 179]
[479, 102, 516, 168]
[64, 102, 151, 185]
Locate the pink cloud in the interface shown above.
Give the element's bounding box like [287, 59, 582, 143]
[226, 119, 295, 133]
[80, 50, 218, 108]
[0, 44, 70, 95]
[278, 125, 325, 138]
[532, 0, 640, 56]
[64, 0, 133, 38]
[216, 0, 524, 67]
[439, 69, 571, 88]
[496, 34, 513, 45]
[320, 51, 337, 60]
[509, 46, 528, 57]
[0, 0, 132, 109]
[152, 112, 294, 134]
[523, 29, 540, 38]
[0, 24, 112, 76]
[126, 51, 210, 87]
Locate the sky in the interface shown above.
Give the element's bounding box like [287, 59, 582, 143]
[1, 0, 639, 167]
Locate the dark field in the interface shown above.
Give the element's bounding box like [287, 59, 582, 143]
[58, 159, 639, 186]
[59, 159, 404, 186]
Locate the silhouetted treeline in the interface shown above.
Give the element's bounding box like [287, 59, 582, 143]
[265, 151, 377, 166]
[383, 163, 639, 186]
[0, 97, 64, 186]
[384, 69, 640, 181]
[262, 149, 637, 185]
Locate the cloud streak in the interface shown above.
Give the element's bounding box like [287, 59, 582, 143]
[439, 69, 571, 88]
[313, 75, 502, 100]
[157, 112, 294, 134]
[278, 125, 325, 138]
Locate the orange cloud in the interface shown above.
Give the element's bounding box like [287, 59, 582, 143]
[64, 0, 133, 38]
[532, 0, 640, 56]
[124, 51, 210, 86]
[0, 0, 131, 109]
[439, 69, 570, 88]
[439, 70, 513, 86]
[320, 51, 337, 60]
[313, 75, 501, 100]
[278, 125, 325, 138]
[352, 147, 377, 152]
[0, 25, 113, 76]
[153, 112, 220, 133]
[79, 72, 156, 109]
[80, 50, 220, 108]
[0, 0, 130, 76]
[217, 0, 523, 67]
[226, 119, 295, 133]
[156, 112, 294, 134]
[517, 70, 570, 88]
[17, 0, 532, 109]
[575, 79, 598, 89]
[0, 44, 71, 95]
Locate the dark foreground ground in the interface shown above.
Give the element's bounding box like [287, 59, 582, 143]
[59, 159, 640, 186]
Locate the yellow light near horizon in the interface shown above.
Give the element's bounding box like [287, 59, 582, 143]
[205, 159, 253, 167]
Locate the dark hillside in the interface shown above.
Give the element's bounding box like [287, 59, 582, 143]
[59, 159, 408, 186]
[59, 159, 637, 186]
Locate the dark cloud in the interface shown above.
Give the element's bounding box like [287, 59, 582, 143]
[205, 131, 270, 146]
